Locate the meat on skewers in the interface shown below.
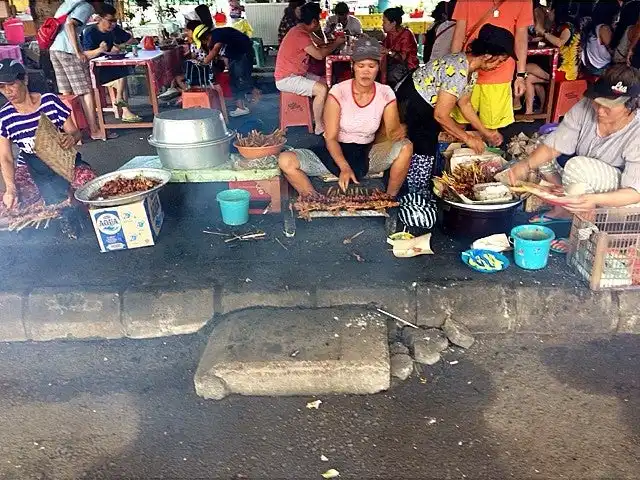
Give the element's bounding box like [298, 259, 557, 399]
[293, 187, 399, 219]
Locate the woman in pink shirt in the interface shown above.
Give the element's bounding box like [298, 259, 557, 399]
[278, 36, 413, 196]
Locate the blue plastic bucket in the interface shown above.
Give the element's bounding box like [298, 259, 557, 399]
[216, 189, 250, 226]
[510, 225, 555, 270]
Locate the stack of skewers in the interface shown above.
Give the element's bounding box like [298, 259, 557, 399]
[293, 186, 399, 220]
[0, 200, 71, 232]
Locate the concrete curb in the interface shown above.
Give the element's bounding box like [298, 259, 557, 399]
[0, 281, 637, 342]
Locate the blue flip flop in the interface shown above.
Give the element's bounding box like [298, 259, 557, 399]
[529, 213, 571, 225]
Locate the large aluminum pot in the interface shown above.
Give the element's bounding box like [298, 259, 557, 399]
[148, 108, 235, 170]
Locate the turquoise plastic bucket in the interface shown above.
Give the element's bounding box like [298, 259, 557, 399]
[216, 189, 250, 226]
[510, 225, 555, 270]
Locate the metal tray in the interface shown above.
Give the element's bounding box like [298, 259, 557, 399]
[443, 198, 522, 212]
[74, 168, 172, 208]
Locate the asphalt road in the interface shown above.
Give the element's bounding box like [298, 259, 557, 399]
[0, 326, 637, 480]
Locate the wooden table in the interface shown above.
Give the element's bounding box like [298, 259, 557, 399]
[515, 46, 560, 124]
[89, 48, 183, 140]
[325, 53, 388, 88]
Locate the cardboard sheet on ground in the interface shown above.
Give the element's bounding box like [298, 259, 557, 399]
[33, 113, 75, 182]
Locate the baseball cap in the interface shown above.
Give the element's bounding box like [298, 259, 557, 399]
[0, 59, 25, 84]
[476, 24, 517, 60]
[351, 36, 381, 62]
[193, 24, 209, 49]
[584, 76, 640, 108]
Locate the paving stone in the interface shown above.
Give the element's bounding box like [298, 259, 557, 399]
[389, 341, 409, 356]
[316, 286, 416, 326]
[220, 285, 312, 314]
[413, 335, 444, 365]
[0, 292, 27, 341]
[194, 307, 390, 400]
[25, 289, 123, 341]
[401, 327, 449, 351]
[122, 288, 214, 338]
[616, 291, 640, 333]
[515, 287, 616, 333]
[442, 319, 475, 349]
[416, 284, 513, 332]
[390, 353, 413, 380]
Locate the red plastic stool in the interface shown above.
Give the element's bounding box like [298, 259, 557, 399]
[59, 94, 88, 143]
[216, 71, 233, 98]
[552, 79, 588, 122]
[182, 85, 228, 122]
[279, 91, 313, 133]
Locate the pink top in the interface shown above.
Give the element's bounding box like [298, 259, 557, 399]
[274, 24, 313, 81]
[328, 79, 396, 144]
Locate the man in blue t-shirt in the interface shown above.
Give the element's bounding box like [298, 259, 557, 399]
[82, 4, 140, 122]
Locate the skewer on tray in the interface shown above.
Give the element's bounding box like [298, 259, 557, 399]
[293, 187, 398, 220]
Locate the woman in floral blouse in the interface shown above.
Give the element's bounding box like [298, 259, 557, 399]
[381, 7, 419, 87]
[278, 0, 306, 44]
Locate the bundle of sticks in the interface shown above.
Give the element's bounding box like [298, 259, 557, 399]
[1, 199, 71, 232]
[293, 187, 398, 219]
[235, 128, 286, 147]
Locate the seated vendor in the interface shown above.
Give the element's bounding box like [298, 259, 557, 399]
[396, 24, 515, 160]
[278, 36, 413, 197]
[82, 4, 140, 123]
[0, 60, 95, 227]
[508, 64, 640, 221]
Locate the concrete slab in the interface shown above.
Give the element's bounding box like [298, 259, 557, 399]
[194, 307, 390, 400]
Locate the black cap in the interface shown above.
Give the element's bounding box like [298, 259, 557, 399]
[0, 59, 25, 84]
[584, 76, 640, 107]
[476, 24, 517, 60]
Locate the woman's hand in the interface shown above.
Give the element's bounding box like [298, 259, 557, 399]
[465, 134, 486, 154]
[484, 130, 503, 147]
[339, 167, 359, 192]
[3, 188, 17, 209]
[507, 161, 530, 186]
[563, 194, 597, 213]
[58, 133, 76, 150]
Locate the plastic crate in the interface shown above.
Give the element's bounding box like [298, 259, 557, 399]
[567, 207, 640, 290]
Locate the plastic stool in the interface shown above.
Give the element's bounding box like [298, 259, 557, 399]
[252, 37, 265, 68]
[182, 85, 228, 122]
[216, 71, 233, 98]
[279, 91, 313, 133]
[552, 79, 588, 123]
[59, 94, 88, 143]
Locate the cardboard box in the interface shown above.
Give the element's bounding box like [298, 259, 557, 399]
[90, 192, 164, 252]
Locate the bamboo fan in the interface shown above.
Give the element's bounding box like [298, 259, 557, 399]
[33, 113, 75, 182]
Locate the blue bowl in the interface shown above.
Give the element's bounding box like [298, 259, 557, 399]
[461, 249, 510, 274]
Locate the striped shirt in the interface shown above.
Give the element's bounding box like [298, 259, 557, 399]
[0, 93, 71, 166]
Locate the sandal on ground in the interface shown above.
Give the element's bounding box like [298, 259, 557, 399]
[550, 238, 569, 254]
[91, 131, 119, 141]
[529, 213, 571, 225]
